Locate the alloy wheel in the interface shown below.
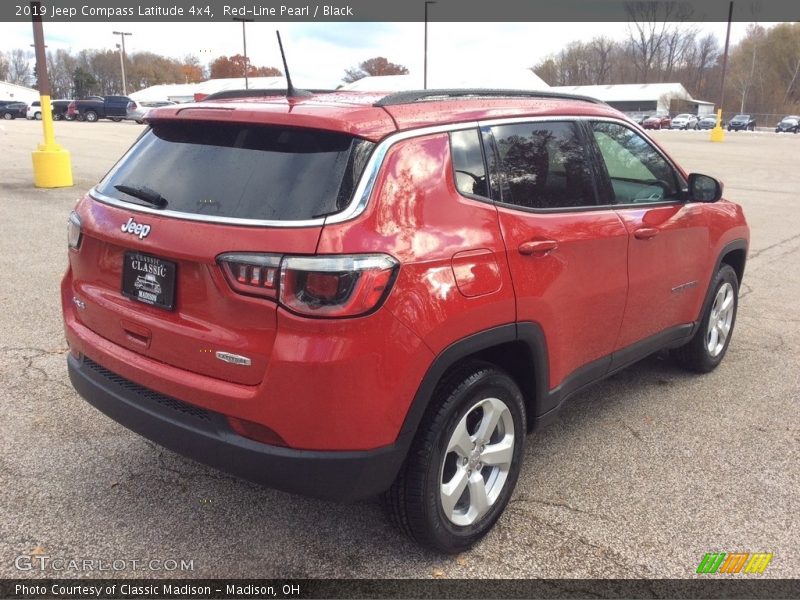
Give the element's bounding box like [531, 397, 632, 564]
[440, 397, 515, 526]
[707, 282, 735, 357]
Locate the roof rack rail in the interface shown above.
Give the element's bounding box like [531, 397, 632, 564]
[202, 88, 334, 102]
[374, 88, 605, 107]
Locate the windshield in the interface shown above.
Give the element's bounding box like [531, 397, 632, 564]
[96, 122, 374, 221]
[733, 115, 750, 121]
[781, 118, 798, 124]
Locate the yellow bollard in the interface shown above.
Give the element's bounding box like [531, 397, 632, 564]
[31, 95, 73, 188]
[710, 108, 725, 143]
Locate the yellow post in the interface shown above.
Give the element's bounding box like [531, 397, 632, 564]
[710, 108, 725, 143]
[31, 94, 73, 187]
[30, 1, 73, 188]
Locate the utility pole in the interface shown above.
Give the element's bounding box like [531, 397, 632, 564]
[711, 2, 733, 142]
[233, 17, 253, 89]
[112, 31, 132, 95]
[424, 1, 436, 89]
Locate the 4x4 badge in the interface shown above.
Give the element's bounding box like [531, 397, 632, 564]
[121, 217, 151, 239]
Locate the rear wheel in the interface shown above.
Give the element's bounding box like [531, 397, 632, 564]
[382, 362, 526, 553]
[2, 112, 12, 120]
[84, 110, 98, 122]
[673, 265, 739, 373]
[34, 112, 41, 120]
[110, 117, 122, 122]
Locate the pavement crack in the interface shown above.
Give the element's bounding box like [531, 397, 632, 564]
[747, 232, 800, 261]
[739, 282, 753, 299]
[520, 513, 648, 577]
[512, 495, 616, 522]
[619, 420, 644, 442]
[0, 345, 72, 390]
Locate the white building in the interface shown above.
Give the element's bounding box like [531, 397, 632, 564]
[0, 81, 40, 104]
[549, 82, 714, 116]
[341, 69, 549, 92]
[129, 76, 336, 103]
[129, 76, 714, 119]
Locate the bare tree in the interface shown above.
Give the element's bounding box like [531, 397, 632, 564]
[8, 49, 32, 86]
[625, 1, 693, 83]
[47, 49, 77, 98]
[589, 37, 616, 84]
[0, 51, 9, 81]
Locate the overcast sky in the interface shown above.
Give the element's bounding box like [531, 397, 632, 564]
[1, 21, 760, 88]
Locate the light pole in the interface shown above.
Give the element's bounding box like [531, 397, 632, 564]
[112, 31, 132, 95]
[233, 17, 253, 89]
[424, 1, 436, 90]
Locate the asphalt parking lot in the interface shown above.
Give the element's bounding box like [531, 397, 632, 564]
[1, 118, 798, 579]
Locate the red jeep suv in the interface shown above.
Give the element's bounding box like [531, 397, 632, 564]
[62, 89, 749, 552]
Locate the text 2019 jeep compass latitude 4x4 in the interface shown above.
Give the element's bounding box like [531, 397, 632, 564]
[62, 89, 749, 552]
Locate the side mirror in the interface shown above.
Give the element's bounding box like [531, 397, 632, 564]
[688, 173, 723, 202]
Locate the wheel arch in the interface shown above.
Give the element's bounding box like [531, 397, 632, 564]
[693, 239, 748, 334]
[397, 323, 549, 445]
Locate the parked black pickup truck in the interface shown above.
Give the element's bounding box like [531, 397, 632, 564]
[71, 95, 133, 122]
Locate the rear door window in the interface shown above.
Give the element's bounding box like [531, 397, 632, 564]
[450, 128, 489, 198]
[489, 121, 596, 210]
[96, 122, 374, 221]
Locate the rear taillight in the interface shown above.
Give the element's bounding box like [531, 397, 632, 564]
[218, 253, 281, 299]
[67, 211, 82, 250]
[280, 254, 398, 318]
[218, 253, 398, 318]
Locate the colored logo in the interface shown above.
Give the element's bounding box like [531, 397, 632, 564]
[696, 552, 773, 574]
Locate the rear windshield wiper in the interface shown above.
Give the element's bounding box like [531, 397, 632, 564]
[114, 184, 169, 209]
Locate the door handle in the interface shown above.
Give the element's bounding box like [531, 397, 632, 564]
[634, 227, 659, 240]
[518, 240, 558, 256]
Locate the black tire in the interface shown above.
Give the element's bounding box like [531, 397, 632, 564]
[135, 120, 144, 125]
[34, 112, 41, 120]
[1, 112, 12, 120]
[382, 362, 526, 553]
[110, 117, 122, 122]
[53, 113, 62, 121]
[672, 265, 739, 373]
[84, 110, 98, 122]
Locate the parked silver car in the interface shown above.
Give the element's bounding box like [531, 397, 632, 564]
[670, 113, 699, 130]
[126, 100, 177, 124]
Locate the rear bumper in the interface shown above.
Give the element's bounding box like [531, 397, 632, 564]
[67, 354, 407, 502]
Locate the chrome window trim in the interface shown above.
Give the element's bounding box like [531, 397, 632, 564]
[325, 122, 479, 224]
[89, 115, 684, 228]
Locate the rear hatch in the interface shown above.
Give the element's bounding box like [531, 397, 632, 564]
[68, 118, 375, 385]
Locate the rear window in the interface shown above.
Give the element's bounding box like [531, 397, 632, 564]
[96, 122, 374, 221]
